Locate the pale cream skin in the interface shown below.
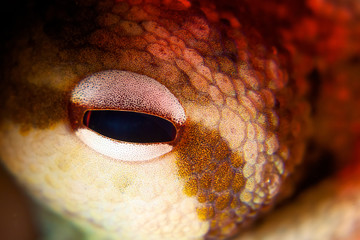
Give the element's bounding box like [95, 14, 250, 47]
[1, 0, 360, 240]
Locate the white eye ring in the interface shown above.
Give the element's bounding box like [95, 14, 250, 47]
[76, 128, 174, 161]
[69, 70, 186, 162]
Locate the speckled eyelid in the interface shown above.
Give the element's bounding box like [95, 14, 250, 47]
[69, 70, 186, 161]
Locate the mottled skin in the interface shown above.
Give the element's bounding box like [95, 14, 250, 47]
[0, 0, 360, 240]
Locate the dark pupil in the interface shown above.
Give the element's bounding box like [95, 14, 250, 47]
[83, 110, 177, 143]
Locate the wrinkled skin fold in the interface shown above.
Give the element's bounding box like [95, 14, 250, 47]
[0, 0, 360, 240]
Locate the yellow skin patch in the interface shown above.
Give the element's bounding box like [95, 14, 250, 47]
[1, 0, 360, 240]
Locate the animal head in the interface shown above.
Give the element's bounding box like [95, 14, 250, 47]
[0, 0, 310, 239]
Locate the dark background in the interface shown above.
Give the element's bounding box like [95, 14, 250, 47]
[0, 1, 40, 239]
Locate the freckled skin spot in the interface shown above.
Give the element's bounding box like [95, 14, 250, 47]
[183, 177, 198, 196]
[199, 173, 212, 189]
[212, 162, 234, 192]
[197, 205, 215, 221]
[214, 192, 231, 210]
[232, 172, 245, 193]
[176, 122, 250, 236]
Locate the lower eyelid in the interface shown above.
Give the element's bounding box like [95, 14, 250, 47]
[75, 128, 173, 161]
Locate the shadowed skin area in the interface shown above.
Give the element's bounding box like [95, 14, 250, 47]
[0, 0, 360, 240]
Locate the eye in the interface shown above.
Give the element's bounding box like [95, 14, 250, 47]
[69, 70, 186, 161]
[83, 110, 177, 143]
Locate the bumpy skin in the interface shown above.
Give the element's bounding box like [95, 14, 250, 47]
[0, 0, 359, 240]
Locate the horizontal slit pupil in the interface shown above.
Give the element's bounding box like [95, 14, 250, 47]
[83, 110, 176, 143]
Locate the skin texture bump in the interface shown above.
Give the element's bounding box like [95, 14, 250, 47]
[0, 0, 360, 240]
